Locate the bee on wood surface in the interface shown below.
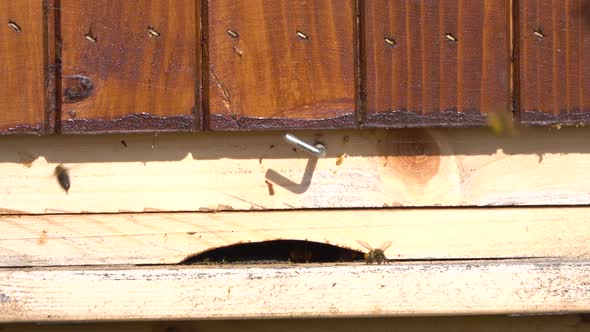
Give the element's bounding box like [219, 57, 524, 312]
[357, 240, 392, 265]
[54, 164, 70, 194]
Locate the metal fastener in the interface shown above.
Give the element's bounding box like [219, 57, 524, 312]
[284, 133, 326, 157]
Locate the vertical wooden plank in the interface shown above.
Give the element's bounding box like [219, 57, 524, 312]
[207, 0, 356, 130]
[520, 0, 590, 125]
[0, 1, 48, 135]
[60, 0, 198, 133]
[363, 0, 511, 128]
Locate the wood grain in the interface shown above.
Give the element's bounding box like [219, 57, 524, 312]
[5, 315, 590, 332]
[519, 0, 590, 125]
[0, 207, 588, 267]
[1, 259, 589, 321]
[0, 1, 48, 134]
[207, 0, 356, 130]
[0, 128, 589, 214]
[363, 0, 511, 127]
[59, 0, 198, 133]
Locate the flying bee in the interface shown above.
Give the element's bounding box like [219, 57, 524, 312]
[486, 110, 519, 137]
[357, 240, 392, 265]
[54, 164, 70, 194]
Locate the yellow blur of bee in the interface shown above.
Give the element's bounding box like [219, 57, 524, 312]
[487, 111, 519, 137]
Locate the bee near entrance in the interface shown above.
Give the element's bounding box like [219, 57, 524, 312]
[357, 240, 392, 265]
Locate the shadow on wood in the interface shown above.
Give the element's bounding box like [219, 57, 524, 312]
[0, 128, 590, 164]
[3, 315, 590, 331]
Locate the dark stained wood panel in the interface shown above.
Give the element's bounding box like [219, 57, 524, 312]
[0, 1, 47, 134]
[520, 0, 590, 125]
[60, 0, 198, 133]
[363, 0, 511, 128]
[207, 0, 356, 130]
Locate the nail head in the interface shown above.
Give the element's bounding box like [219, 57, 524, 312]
[226, 29, 239, 38]
[85, 33, 97, 43]
[8, 21, 21, 32]
[384, 37, 396, 47]
[445, 33, 457, 42]
[148, 26, 161, 37]
[296, 31, 309, 40]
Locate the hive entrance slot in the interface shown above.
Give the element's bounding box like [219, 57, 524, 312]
[181, 240, 365, 265]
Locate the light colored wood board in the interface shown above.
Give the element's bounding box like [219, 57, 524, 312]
[0, 260, 589, 322]
[3, 315, 590, 332]
[1, 207, 589, 266]
[1, 128, 590, 214]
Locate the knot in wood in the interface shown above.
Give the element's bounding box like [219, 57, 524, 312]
[63, 75, 94, 103]
[378, 130, 441, 184]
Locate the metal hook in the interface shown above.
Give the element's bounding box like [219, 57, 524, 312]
[284, 133, 326, 157]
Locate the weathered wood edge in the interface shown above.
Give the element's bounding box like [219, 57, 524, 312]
[1, 207, 589, 267]
[0, 259, 588, 322]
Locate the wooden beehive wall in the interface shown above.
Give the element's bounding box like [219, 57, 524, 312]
[1, 0, 590, 324]
[0, 0, 588, 134]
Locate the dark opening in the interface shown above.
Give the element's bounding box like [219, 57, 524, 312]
[180, 240, 366, 264]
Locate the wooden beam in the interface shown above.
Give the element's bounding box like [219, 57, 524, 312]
[0, 259, 588, 322]
[1, 207, 589, 267]
[1, 128, 590, 214]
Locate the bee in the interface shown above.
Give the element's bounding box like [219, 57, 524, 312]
[54, 164, 70, 194]
[486, 111, 519, 137]
[357, 240, 392, 265]
[336, 153, 347, 166]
